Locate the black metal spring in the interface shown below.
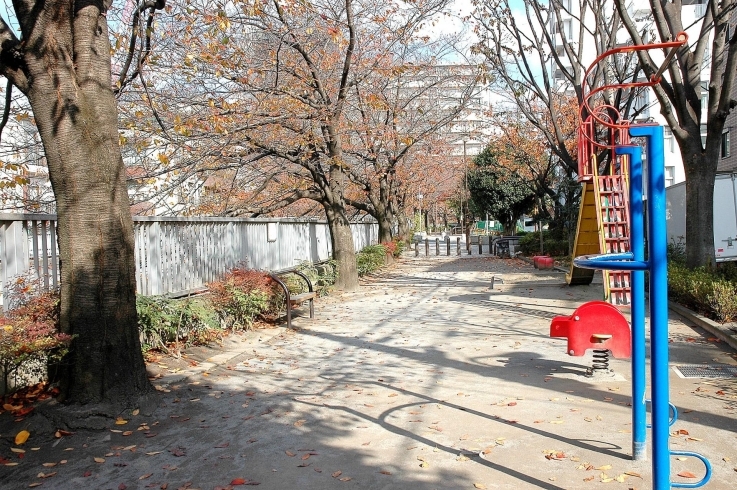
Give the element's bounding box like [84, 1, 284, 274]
[592, 349, 610, 370]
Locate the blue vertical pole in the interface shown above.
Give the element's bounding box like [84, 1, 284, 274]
[616, 144, 647, 461]
[629, 125, 669, 488]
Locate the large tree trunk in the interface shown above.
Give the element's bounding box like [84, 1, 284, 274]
[14, 2, 153, 409]
[325, 202, 359, 291]
[683, 150, 717, 268]
[396, 212, 412, 243]
[377, 215, 393, 243]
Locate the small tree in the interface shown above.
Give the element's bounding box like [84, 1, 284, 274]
[468, 147, 536, 234]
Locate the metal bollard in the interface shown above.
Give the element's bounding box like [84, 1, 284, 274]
[425, 238, 429, 256]
[415, 242, 419, 257]
[478, 237, 482, 255]
[446, 236, 451, 256]
[435, 238, 440, 255]
[456, 237, 461, 256]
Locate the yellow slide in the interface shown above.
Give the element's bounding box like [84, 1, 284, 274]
[566, 181, 598, 285]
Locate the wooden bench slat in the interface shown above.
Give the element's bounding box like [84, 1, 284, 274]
[289, 292, 317, 305]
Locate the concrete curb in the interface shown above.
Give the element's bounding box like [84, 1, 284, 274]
[669, 301, 737, 352]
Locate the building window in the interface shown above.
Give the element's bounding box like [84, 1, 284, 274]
[664, 127, 675, 152]
[722, 130, 730, 158]
[694, 1, 707, 19]
[552, 19, 572, 38]
[665, 166, 675, 188]
[701, 81, 708, 112]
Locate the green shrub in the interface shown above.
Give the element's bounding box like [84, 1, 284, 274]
[207, 267, 275, 330]
[707, 282, 737, 323]
[389, 239, 405, 257]
[715, 261, 737, 283]
[296, 260, 338, 296]
[668, 262, 737, 322]
[357, 244, 387, 276]
[136, 296, 220, 353]
[519, 231, 569, 256]
[667, 236, 686, 265]
[0, 277, 71, 395]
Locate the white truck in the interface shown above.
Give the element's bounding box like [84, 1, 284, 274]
[665, 173, 737, 262]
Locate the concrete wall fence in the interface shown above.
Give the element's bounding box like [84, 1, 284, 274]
[0, 214, 378, 308]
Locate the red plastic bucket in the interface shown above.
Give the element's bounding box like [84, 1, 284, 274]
[537, 257, 554, 269]
[532, 255, 547, 269]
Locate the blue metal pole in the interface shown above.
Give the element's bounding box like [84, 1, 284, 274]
[616, 144, 647, 461]
[629, 125, 669, 488]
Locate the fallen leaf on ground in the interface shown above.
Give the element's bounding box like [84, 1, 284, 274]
[285, 451, 296, 457]
[15, 430, 30, 445]
[677, 471, 697, 478]
[473, 484, 487, 489]
[332, 471, 342, 478]
[94, 457, 105, 463]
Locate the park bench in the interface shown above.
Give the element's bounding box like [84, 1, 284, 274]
[269, 269, 316, 329]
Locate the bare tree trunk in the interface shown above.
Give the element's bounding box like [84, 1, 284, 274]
[377, 213, 393, 243]
[2, 2, 153, 409]
[325, 203, 359, 291]
[684, 151, 717, 268]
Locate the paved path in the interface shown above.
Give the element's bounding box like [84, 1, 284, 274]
[2, 254, 736, 489]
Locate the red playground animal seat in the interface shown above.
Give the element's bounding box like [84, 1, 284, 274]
[550, 301, 631, 358]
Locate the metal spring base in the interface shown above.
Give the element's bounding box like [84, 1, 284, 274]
[591, 348, 610, 371]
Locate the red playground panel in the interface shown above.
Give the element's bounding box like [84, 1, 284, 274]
[550, 301, 631, 358]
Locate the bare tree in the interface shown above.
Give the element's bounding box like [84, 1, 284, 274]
[471, 0, 645, 176]
[614, 0, 737, 268]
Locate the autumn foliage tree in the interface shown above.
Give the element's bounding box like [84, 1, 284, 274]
[115, 0, 458, 290]
[343, 50, 481, 242]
